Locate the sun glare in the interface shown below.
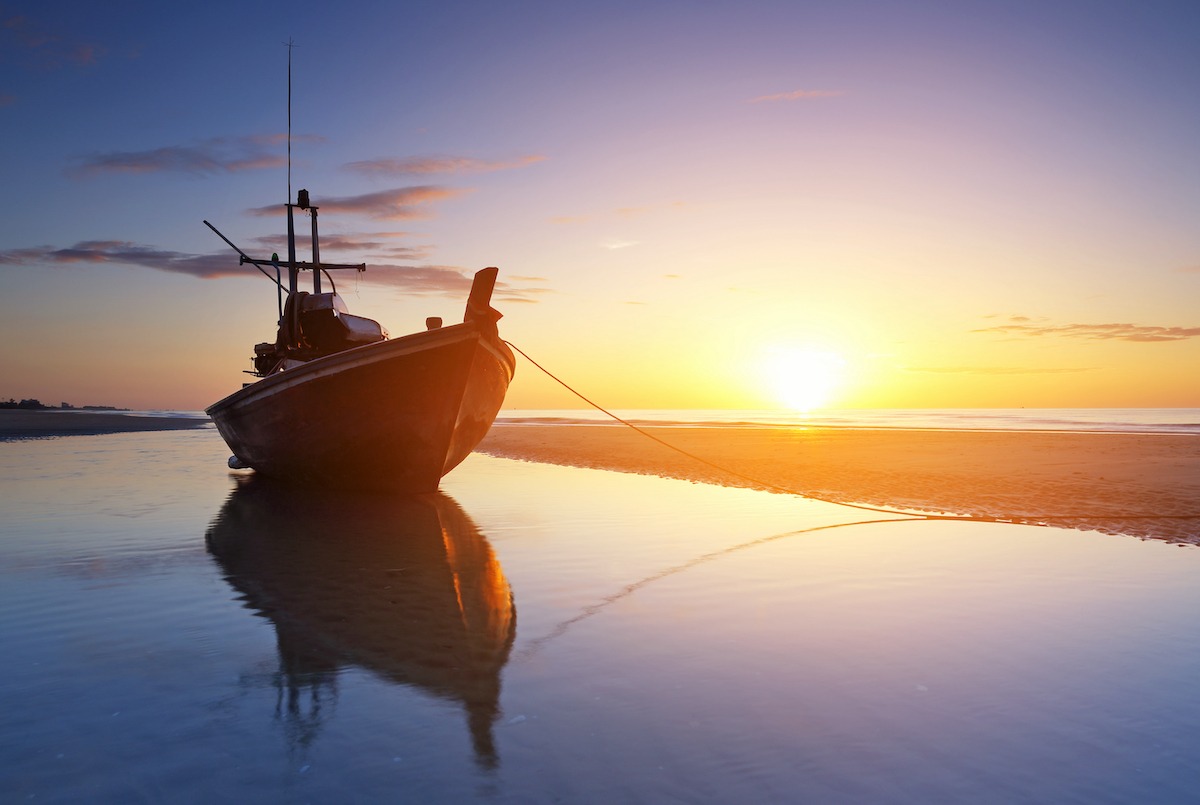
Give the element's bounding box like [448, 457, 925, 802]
[762, 346, 846, 411]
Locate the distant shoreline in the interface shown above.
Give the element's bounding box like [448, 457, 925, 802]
[0, 409, 210, 440]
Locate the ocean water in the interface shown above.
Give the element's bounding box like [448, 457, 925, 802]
[3, 429, 1200, 802]
[73, 407, 1200, 435]
[498, 408, 1200, 434]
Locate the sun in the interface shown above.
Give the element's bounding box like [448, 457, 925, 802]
[762, 346, 846, 411]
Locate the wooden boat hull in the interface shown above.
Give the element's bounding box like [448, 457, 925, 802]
[206, 321, 514, 492]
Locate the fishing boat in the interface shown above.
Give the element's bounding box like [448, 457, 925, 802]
[204, 189, 515, 492]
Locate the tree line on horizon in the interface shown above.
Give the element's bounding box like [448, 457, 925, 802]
[1, 398, 125, 411]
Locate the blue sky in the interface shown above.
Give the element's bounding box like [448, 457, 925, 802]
[2, 1, 1198, 409]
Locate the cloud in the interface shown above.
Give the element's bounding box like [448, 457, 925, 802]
[249, 186, 467, 221]
[351, 263, 474, 295]
[603, 240, 639, 250]
[3, 13, 105, 69]
[749, 89, 843, 103]
[347, 263, 549, 304]
[0, 240, 250, 278]
[973, 321, 1200, 343]
[249, 231, 434, 263]
[553, 201, 686, 226]
[69, 43, 100, 66]
[68, 135, 324, 177]
[904, 366, 1096, 375]
[0, 240, 545, 303]
[344, 154, 546, 176]
[0, 92, 14, 107]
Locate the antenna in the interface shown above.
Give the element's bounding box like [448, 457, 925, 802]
[285, 38, 296, 203]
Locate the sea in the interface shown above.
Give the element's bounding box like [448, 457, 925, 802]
[2, 413, 1199, 802]
[110, 407, 1200, 434]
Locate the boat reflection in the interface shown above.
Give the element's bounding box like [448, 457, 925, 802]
[205, 476, 515, 768]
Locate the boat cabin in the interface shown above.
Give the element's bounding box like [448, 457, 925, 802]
[252, 291, 388, 376]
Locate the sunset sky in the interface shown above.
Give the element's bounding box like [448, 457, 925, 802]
[2, 0, 1198, 411]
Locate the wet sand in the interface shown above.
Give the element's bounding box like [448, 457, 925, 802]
[478, 424, 1200, 544]
[0, 410, 209, 439]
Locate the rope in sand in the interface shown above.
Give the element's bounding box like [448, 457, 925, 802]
[503, 341, 1200, 528]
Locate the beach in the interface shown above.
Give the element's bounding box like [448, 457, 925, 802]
[0, 409, 209, 439]
[479, 423, 1200, 544]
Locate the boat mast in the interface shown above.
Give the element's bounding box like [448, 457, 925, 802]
[310, 203, 321, 293]
[283, 39, 321, 305]
[203, 39, 363, 346]
[285, 40, 299, 306]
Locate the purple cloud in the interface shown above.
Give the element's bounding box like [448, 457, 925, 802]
[0, 239, 546, 302]
[3, 14, 105, 69]
[249, 186, 468, 221]
[0, 240, 248, 278]
[344, 154, 546, 176]
[349, 262, 547, 303]
[749, 89, 843, 103]
[68, 134, 324, 177]
[248, 231, 434, 263]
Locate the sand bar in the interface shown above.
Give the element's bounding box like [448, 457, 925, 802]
[0, 409, 210, 440]
[478, 424, 1200, 544]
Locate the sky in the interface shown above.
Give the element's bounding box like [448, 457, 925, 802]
[1, 0, 1198, 411]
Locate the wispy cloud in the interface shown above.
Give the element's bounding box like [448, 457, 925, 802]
[0, 240, 545, 302]
[247, 232, 433, 263]
[974, 320, 1200, 343]
[603, 240, 639, 250]
[349, 263, 475, 295]
[321, 234, 434, 263]
[68, 135, 323, 177]
[616, 201, 687, 218]
[249, 186, 467, 221]
[344, 154, 546, 176]
[3, 14, 105, 69]
[904, 365, 1096, 375]
[0, 93, 14, 107]
[552, 201, 687, 226]
[0, 240, 249, 278]
[339, 263, 549, 303]
[749, 89, 843, 103]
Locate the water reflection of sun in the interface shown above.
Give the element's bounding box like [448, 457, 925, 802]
[762, 346, 846, 411]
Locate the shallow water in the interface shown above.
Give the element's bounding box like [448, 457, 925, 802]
[2, 430, 1200, 803]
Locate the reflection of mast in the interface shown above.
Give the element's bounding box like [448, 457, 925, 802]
[271, 619, 339, 755]
[205, 477, 516, 768]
